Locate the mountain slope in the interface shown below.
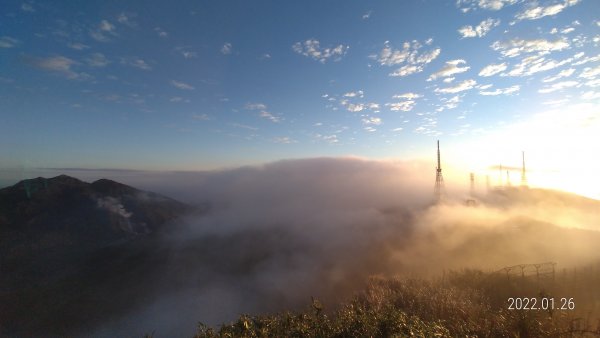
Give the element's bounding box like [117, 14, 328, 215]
[0, 175, 191, 337]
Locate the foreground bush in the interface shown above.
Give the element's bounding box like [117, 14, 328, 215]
[195, 270, 598, 337]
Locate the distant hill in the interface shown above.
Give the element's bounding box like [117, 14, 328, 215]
[0, 175, 191, 336]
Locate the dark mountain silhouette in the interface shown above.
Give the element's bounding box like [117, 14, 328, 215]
[0, 175, 191, 337]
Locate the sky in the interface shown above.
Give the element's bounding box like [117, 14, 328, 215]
[1, 0, 599, 198]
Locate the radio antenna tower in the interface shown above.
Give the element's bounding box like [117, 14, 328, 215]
[470, 173, 475, 197]
[434, 140, 445, 202]
[520, 151, 528, 187]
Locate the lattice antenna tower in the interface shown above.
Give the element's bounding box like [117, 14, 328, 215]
[521, 151, 528, 187]
[470, 173, 475, 197]
[434, 140, 445, 202]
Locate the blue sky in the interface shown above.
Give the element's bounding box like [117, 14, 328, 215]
[1, 0, 600, 196]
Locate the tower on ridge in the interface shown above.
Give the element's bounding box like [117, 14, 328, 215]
[434, 140, 445, 202]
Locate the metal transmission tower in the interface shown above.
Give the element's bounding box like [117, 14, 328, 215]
[470, 173, 475, 197]
[434, 140, 445, 202]
[521, 151, 528, 187]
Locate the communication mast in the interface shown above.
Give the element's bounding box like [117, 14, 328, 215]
[469, 173, 475, 197]
[521, 151, 528, 187]
[434, 140, 445, 202]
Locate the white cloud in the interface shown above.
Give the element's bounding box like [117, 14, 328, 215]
[371, 40, 440, 77]
[542, 68, 575, 82]
[538, 80, 579, 93]
[504, 55, 571, 77]
[443, 77, 455, 83]
[343, 90, 364, 98]
[392, 93, 421, 99]
[21, 3, 34, 11]
[491, 38, 569, 58]
[86, 53, 109, 67]
[221, 42, 232, 55]
[435, 79, 477, 94]
[155, 27, 168, 38]
[90, 20, 118, 42]
[273, 137, 296, 144]
[68, 43, 90, 50]
[192, 113, 210, 120]
[130, 58, 151, 70]
[362, 117, 382, 125]
[116, 13, 137, 27]
[389, 65, 423, 77]
[456, 0, 518, 11]
[27, 55, 90, 80]
[458, 18, 500, 38]
[478, 62, 507, 76]
[515, 0, 581, 21]
[386, 101, 417, 112]
[346, 103, 365, 112]
[245, 103, 267, 110]
[362, 10, 372, 20]
[581, 91, 600, 100]
[292, 39, 349, 63]
[579, 65, 600, 79]
[572, 54, 600, 66]
[428, 59, 470, 80]
[260, 111, 281, 123]
[0, 36, 19, 48]
[479, 85, 520, 95]
[171, 80, 195, 90]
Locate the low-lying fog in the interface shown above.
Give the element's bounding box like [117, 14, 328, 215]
[21, 158, 600, 337]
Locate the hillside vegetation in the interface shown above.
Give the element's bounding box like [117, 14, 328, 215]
[195, 264, 600, 338]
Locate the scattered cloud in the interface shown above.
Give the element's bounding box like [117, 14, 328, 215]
[116, 12, 137, 27]
[155, 27, 168, 38]
[435, 79, 477, 94]
[504, 55, 571, 77]
[478, 63, 507, 77]
[221, 42, 232, 55]
[392, 93, 421, 100]
[456, 0, 518, 12]
[371, 40, 440, 77]
[542, 68, 575, 82]
[362, 10, 372, 20]
[192, 113, 211, 120]
[538, 80, 579, 93]
[68, 43, 90, 50]
[491, 38, 570, 58]
[515, 0, 581, 21]
[343, 90, 364, 98]
[315, 134, 339, 144]
[579, 65, 600, 79]
[458, 18, 500, 38]
[0, 36, 19, 48]
[129, 58, 151, 70]
[245, 103, 268, 110]
[260, 53, 271, 60]
[90, 20, 118, 42]
[25, 55, 90, 80]
[86, 53, 109, 67]
[428, 59, 470, 80]
[479, 85, 520, 95]
[273, 137, 296, 144]
[21, 2, 34, 12]
[581, 91, 600, 100]
[259, 111, 281, 123]
[386, 101, 417, 112]
[345, 103, 365, 112]
[362, 117, 382, 125]
[292, 39, 349, 63]
[171, 80, 195, 90]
